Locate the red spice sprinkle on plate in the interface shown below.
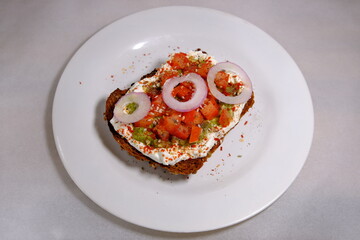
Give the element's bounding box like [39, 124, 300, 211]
[220, 146, 223, 151]
[244, 121, 248, 125]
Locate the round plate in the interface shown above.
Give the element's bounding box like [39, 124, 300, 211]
[53, 6, 313, 232]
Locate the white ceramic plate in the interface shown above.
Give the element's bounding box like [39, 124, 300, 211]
[53, 6, 313, 232]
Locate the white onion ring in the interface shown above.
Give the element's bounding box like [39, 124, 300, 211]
[113, 92, 151, 123]
[162, 73, 208, 112]
[207, 62, 253, 104]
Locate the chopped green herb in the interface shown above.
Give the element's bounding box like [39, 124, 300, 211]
[220, 103, 234, 117]
[125, 102, 138, 114]
[226, 86, 236, 94]
[171, 136, 188, 146]
[153, 139, 172, 148]
[132, 127, 155, 146]
[220, 103, 233, 109]
[199, 118, 219, 140]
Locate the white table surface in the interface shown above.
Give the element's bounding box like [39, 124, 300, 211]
[1, 0, 359, 239]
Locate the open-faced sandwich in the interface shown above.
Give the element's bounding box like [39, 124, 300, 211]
[104, 49, 254, 175]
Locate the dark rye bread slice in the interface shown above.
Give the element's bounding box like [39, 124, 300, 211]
[104, 72, 255, 175]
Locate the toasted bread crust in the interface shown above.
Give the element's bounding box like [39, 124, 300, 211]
[104, 79, 254, 175]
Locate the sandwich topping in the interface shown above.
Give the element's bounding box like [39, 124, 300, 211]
[110, 50, 252, 165]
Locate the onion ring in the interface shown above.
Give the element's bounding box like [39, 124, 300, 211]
[207, 62, 253, 104]
[113, 92, 151, 123]
[162, 73, 208, 112]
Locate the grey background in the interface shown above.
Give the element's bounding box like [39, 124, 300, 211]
[1, 0, 359, 239]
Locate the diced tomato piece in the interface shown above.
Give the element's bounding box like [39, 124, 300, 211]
[169, 52, 190, 70]
[133, 116, 154, 128]
[219, 109, 232, 127]
[150, 94, 168, 116]
[183, 63, 198, 75]
[172, 124, 190, 140]
[152, 94, 164, 106]
[183, 109, 204, 125]
[162, 107, 180, 116]
[183, 110, 195, 124]
[160, 70, 178, 86]
[208, 94, 218, 105]
[171, 83, 193, 101]
[153, 124, 170, 141]
[200, 97, 220, 120]
[193, 111, 204, 124]
[214, 71, 229, 89]
[197, 61, 213, 78]
[161, 113, 190, 140]
[180, 81, 194, 90]
[189, 126, 202, 143]
[161, 113, 182, 133]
